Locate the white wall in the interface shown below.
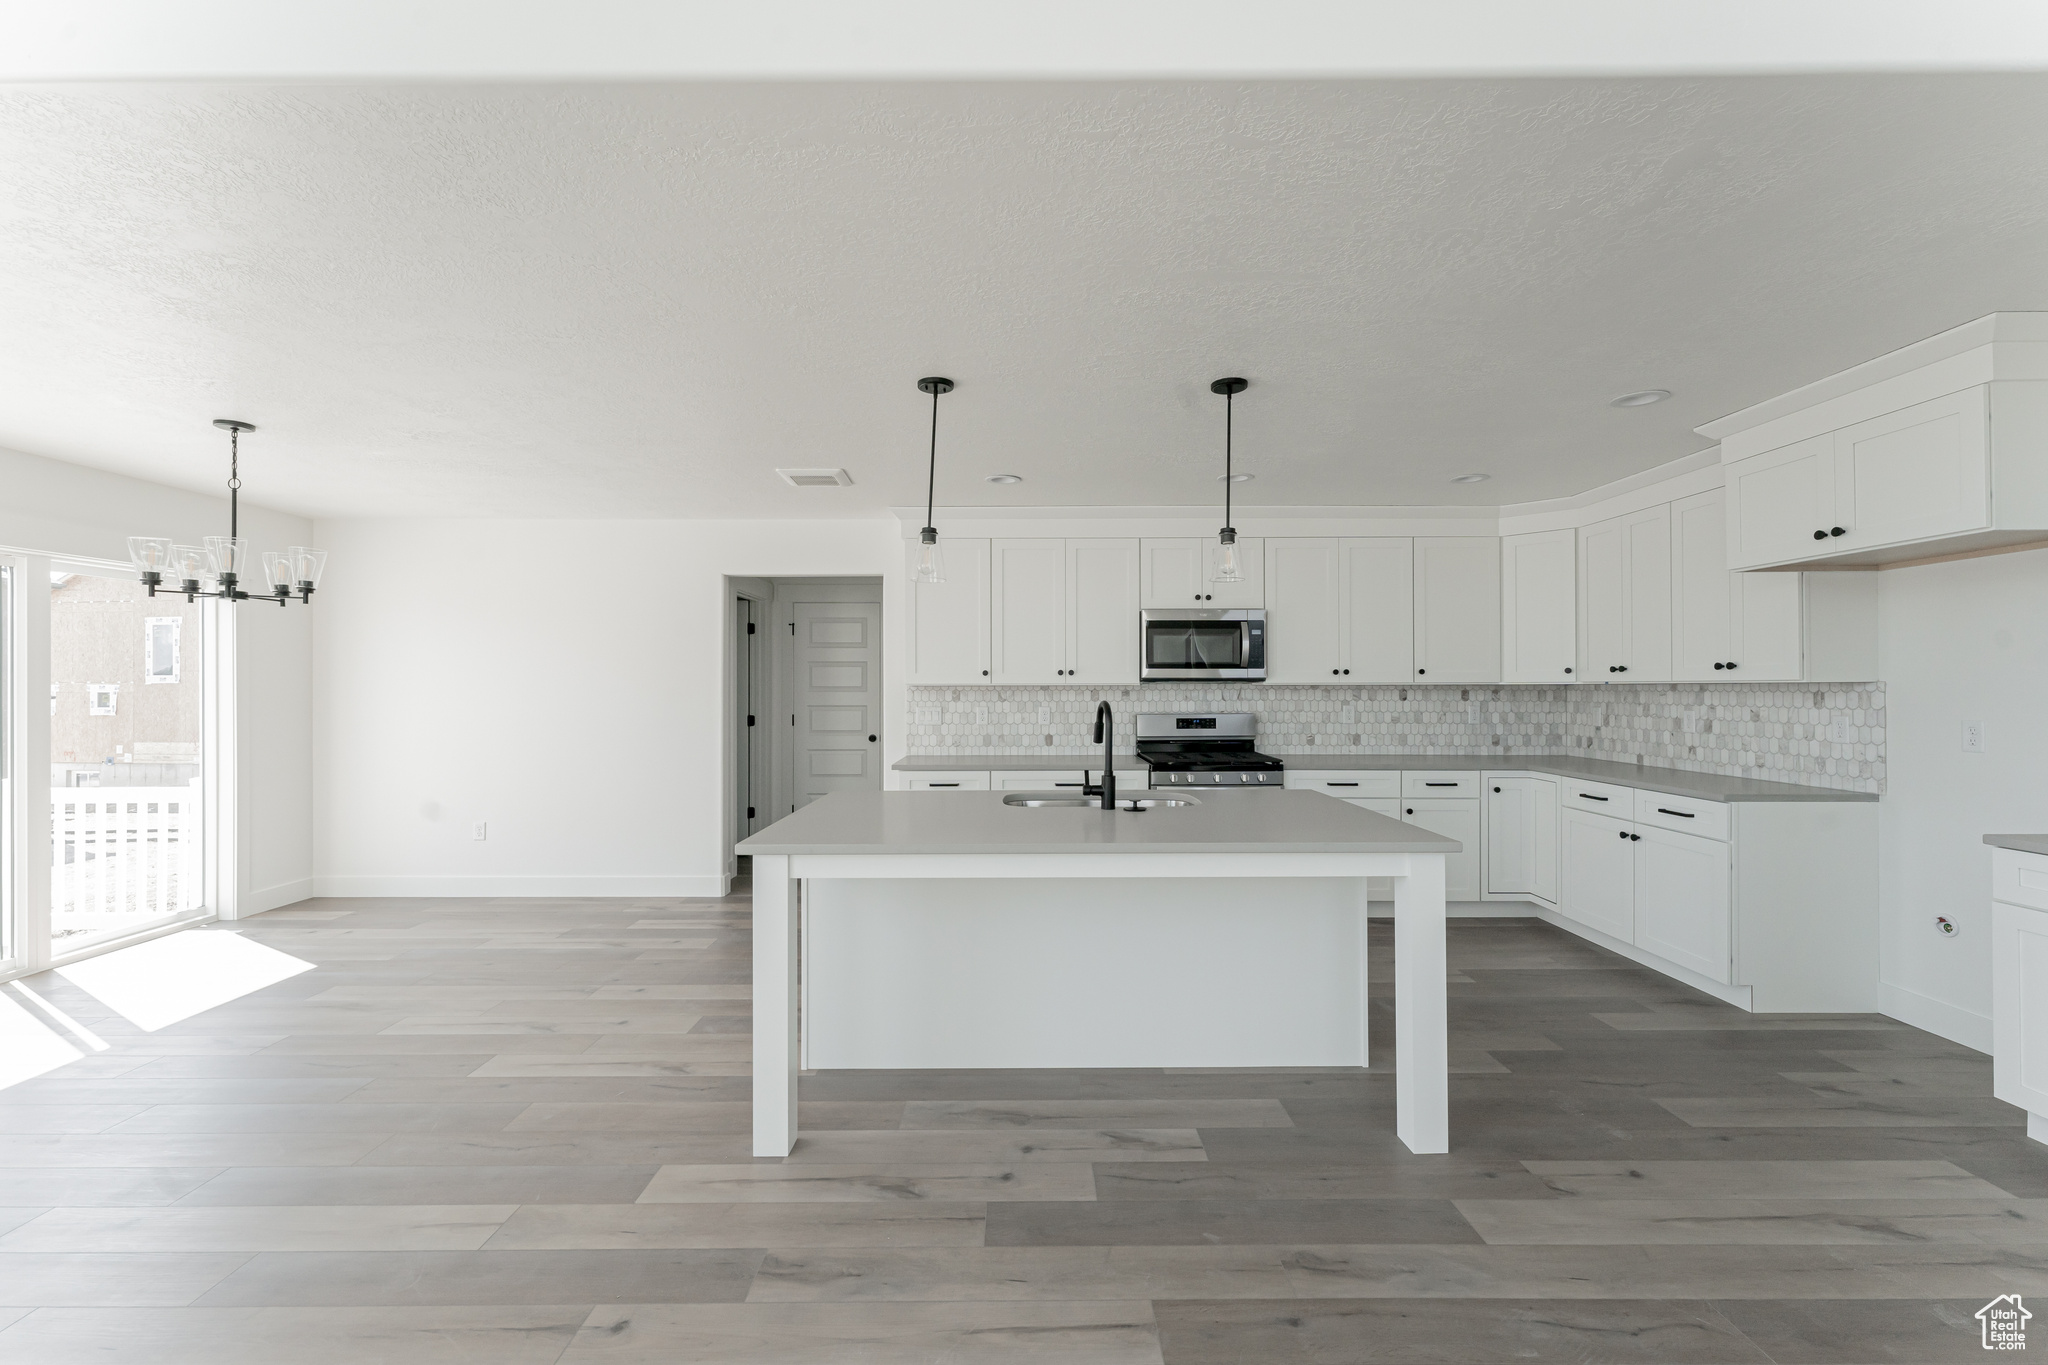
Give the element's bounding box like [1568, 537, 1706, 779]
[310, 518, 896, 897]
[0, 443, 314, 919]
[1876, 546, 2048, 1050]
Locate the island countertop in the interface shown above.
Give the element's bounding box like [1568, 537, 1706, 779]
[892, 752, 1874, 803]
[1985, 834, 2048, 856]
[737, 789, 1464, 857]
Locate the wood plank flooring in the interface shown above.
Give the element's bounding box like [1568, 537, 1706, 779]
[0, 887, 2041, 1362]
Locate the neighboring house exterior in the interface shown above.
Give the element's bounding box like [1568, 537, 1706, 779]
[49, 573, 202, 787]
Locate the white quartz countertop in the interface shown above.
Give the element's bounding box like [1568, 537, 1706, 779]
[1986, 834, 2048, 856]
[737, 789, 1463, 857]
[893, 752, 1873, 803]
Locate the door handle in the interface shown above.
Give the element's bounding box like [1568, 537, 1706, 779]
[868, 735, 877, 742]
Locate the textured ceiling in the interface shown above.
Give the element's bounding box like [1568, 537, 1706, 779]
[2, 76, 2046, 518]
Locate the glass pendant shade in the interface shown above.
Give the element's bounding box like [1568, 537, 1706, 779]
[262, 550, 293, 592]
[1212, 537, 1244, 583]
[288, 546, 328, 589]
[912, 532, 945, 585]
[171, 543, 218, 585]
[205, 535, 249, 576]
[126, 536, 175, 574]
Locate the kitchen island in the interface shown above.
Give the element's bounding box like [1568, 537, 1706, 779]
[737, 789, 1459, 1158]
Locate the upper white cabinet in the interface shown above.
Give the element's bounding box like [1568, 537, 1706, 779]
[1140, 538, 1264, 608]
[1413, 538, 1500, 682]
[1578, 506, 1670, 682]
[989, 539, 1067, 684]
[1671, 490, 1802, 681]
[904, 537, 991, 684]
[1500, 529, 1576, 684]
[1263, 537, 1414, 684]
[1065, 540, 1141, 686]
[1709, 315, 2048, 569]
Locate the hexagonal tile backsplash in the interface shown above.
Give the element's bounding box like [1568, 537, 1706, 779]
[904, 682, 1884, 793]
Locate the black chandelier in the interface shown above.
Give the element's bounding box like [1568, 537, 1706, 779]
[128, 420, 327, 605]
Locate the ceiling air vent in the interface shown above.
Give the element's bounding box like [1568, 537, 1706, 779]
[776, 468, 854, 488]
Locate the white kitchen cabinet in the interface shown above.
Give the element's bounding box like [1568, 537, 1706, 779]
[1342, 538, 1416, 682]
[904, 537, 991, 684]
[1413, 538, 1500, 682]
[1263, 538, 1343, 683]
[1066, 539, 1141, 686]
[1500, 529, 1577, 684]
[1672, 489, 1803, 682]
[1399, 796, 1482, 901]
[990, 770, 1087, 791]
[1579, 505, 1671, 682]
[1833, 388, 1990, 553]
[1140, 539, 1204, 607]
[903, 771, 992, 791]
[1141, 536, 1264, 607]
[1632, 824, 1732, 982]
[1993, 847, 2048, 1138]
[989, 539, 1067, 685]
[1485, 774, 1559, 904]
[1727, 435, 1836, 569]
[1560, 806, 1636, 941]
[1286, 771, 1402, 800]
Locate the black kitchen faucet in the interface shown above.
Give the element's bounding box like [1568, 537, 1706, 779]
[1083, 701, 1117, 810]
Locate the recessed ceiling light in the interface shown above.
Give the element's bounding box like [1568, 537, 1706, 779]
[1609, 389, 1671, 408]
[1217, 472, 1255, 483]
[985, 474, 1023, 484]
[1451, 473, 1490, 484]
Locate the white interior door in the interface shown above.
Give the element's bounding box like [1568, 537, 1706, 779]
[989, 539, 1067, 685]
[1560, 807, 1634, 940]
[794, 600, 882, 809]
[1633, 824, 1732, 982]
[1264, 538, 1342, 683]
[1341, 538, 1414, 683]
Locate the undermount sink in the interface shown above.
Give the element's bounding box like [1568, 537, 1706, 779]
[1001, 793, 1201, 810]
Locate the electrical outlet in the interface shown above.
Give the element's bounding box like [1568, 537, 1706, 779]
[1828, 720, 1851, 743]
[1963, 721, 1986, 753]
[473, 821, 488, 841]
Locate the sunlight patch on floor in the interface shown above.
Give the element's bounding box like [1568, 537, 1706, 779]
[55, 928, 315, 1031]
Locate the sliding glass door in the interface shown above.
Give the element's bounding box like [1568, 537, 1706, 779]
[0, 560, 14, 974]
[46, 565, 208, 955]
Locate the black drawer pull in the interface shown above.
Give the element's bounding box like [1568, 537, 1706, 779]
[1053, 783, 1082, 788]
[1424, 782, 1459, 787]
[1656, 807, 1694, 818]
[1326, 782, 1358, 788]
[929, 783, 960, 788]
[1579, 793, 1609, 801]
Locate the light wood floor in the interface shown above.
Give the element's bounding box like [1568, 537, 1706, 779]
[0, 886, 2039, 1362]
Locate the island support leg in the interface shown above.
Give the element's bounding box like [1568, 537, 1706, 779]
[752, 854, 799, 1157]
[1393, 854, 1449, 1155]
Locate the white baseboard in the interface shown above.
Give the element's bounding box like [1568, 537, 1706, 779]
[310, 875, 728, 899]
[241, 879, 314, 917]
[1531, 907, 1756, 1009]
[1880, 981, 1992, 1053]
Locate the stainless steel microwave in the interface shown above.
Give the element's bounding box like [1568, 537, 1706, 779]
[1140, 608, 1266, 682]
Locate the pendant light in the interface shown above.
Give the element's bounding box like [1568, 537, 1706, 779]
[128, 420, 327, 606]
[911, 376, 954, 584]
[1210, 377, 1248, 583]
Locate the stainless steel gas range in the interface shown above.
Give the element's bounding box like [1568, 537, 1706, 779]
[1135, 712, 1286, 789]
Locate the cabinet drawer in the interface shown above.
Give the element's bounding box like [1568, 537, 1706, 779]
[1289, 771, 1403, 800]
[904, 772, 991, 791]
[1562, 779, 1635, 816]
[990, 770, 1087, 791]
[1402, 770, 1481, 798]
[1994, 849, 2048, 913]
[1634, 790, 1731, 842]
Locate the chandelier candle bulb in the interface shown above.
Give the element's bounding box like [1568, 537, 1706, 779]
[131, 421, 327, 606]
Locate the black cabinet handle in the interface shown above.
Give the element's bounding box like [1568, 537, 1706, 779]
[1814, 529, 1829, 540]
[1564, 667, 1573, 674]
[1830, 527, 1846, 537]
[1580, 793, 1608, 801]
[1416, 668, 1426, 676]
[1713, 662, 1725, 670]
[1327, 782, 1358, 788]
[1608, 666, 1618, 673]
[1656, 808, 1694, 818]
[1725, 662, 1737, 670]
[981, 669, 988, 676]
[1492, 786, 1502, 793]
[1342, 669, 1350, 675]
[1425, 782, 1458, 787]
[1618, 829, 1629, 840]
[1616, 665, 1628, 673]
[1630, 833, 1642, 841]
[930, 782, 960, 788]
[1405, 807, 1414, 815]
[1332, 669, 1340, 675]
[1053, 782, 1082, 787]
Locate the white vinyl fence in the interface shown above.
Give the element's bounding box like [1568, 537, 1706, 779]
[50, 785, 203, 944]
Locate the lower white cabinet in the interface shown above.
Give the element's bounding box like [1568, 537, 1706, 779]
[904, 772, 992, 791]
[1484, 775, 1559, 904]
[1993, 848, 2048, 1133]
[1397, 797, 1482, 901]
[1632, 824, 1732, 981]
[901, 768, 1144, 793]
[1560, 806, 1637, 941]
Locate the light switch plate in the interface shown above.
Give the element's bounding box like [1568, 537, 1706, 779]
[1963, 721, 1986, 753]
